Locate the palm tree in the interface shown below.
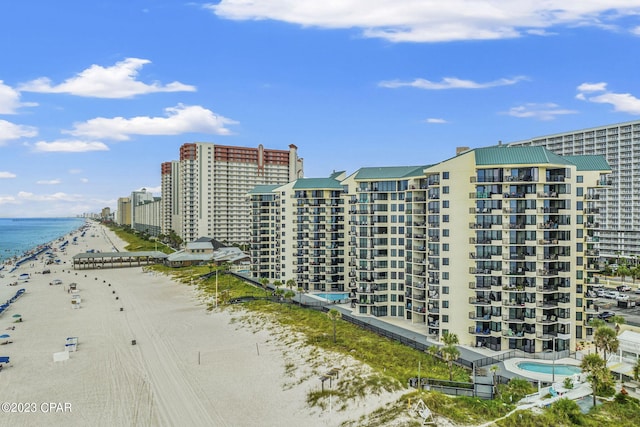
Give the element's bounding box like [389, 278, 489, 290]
[327, 308, 342, 343]
[581, 353, 612, 407]
[286, 279, 296, 292]
[297, 286, 304, 304]
[618, 265, 631, 283]
[633, 358, 640, 382]
[610, 315, 625, 335]
[259, 277, 269, 297]
[593, 326, 618, 361]
[273, 280, 283, 300]
[490, 365, 499, 398]
[441, 332, 460, 381]
[284, 290, 295, 306]
[275, 287, 284, 300]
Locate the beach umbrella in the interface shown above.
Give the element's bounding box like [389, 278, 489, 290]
[0, 334, 9, 339]
[12, 314, 21, 318]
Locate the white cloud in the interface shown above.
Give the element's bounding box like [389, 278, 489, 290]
[0, 80, 37, 114]
[0, 119, 38, 145]
[632, 26, 640, 35]
[503, 103, 577, 121]
[17, 191, 83, 202]
[577, 82, 608, 92]
[80, 178, 89, 183]
[68, 169, 83, 174]
[424, 118, 448, 124]
[19, 58, 196, 98]
[36, 179, 61, 185]
[31, 140, 110, 153]
[379, 76, 526, 90]
[576, 82, 640, 114]
[65, 104, 238, 140]
[0, 195, 18, 205]
[0, 171, 17, 178]
[207, 1, 640, 42]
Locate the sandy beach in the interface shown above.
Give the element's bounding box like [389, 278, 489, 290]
[0, 223, 407, 427]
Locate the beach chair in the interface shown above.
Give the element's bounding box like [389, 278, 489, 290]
[549, 387, 558, 397]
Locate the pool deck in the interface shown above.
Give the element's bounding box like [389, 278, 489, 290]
[503, 357, 582, 383]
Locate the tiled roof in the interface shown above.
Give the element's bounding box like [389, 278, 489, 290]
[474, 145, 572, 166]
[354, 166, 429, 180]
[248, 184, 280, 194]
[293, 177, 343, 189]
[564, 155, 611, 172]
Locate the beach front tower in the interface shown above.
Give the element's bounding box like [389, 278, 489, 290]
[160, 161, 181, 237]
[173, 143, 304, 245]
[248, 172, 347, 286]
[509, 120, 638, 260]
[342, 166, 430, 321]
[420, 146, 610, 352]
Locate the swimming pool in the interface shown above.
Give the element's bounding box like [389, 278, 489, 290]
[315, 292, 349, 302]
[517, 361, 581, 376]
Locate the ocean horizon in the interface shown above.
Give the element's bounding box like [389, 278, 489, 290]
[0, 217, 87, 264]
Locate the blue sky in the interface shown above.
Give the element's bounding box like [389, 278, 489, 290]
[1, 1, 639, 217]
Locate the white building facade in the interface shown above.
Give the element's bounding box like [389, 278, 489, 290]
[509, 120, 640, 260]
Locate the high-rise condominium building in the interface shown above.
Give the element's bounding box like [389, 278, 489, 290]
[250, 145, 611, 354]
[116, 197, 131, 226]
[509, 120, 640, 260]
[163, 143, 303, 245]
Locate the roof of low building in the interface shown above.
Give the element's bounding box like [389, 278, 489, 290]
[354, 165, 429, 180]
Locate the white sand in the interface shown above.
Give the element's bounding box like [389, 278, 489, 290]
[0, 223, 409, 427]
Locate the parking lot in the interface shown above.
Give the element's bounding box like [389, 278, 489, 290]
[594, 286, 640, 326]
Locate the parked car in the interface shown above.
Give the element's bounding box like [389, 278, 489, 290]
[598, 311, 616, 321]
[617, 285, 631, 292]
[49, 279, 63, 285]
[634, 288, 640, 294]
[604, 291, 620, 299]
[596, 289, 606, 297]
[616, 294, 630, 301]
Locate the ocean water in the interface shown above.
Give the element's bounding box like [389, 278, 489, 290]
[0, 218, 87, 263]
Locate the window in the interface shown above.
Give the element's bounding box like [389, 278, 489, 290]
[443, 200, 449, 208]
[443, 172, 449, 179]
[443, 301, 449, 308]
[443, 244, 449, 251]
[443, 258, 449, 265]
[576, 297, 582, 308]
[442, 272, 449, 280]
[443, 186, 449, 194]
[576, 243, 583, 252]
[442, 286, 449, 294]
[443, 229, 449, 237]
[442, 315, 449, 323]
[443, 215, 449, 222]
[577, 187, 584, 196]
[577, 175, 583, 183]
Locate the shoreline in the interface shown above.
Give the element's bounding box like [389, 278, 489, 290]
[0, 223, 409, 427]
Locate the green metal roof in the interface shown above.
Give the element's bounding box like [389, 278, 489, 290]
[563, 155, 611, 172]
[354, 166, 429, 180]
[474, 145, 573, 166]
[292, 177, 343, 189]
[248, 184, 280, 194]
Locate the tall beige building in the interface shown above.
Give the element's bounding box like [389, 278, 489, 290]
[251, 145, 610, 355]
[163, 143, 303, 245]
